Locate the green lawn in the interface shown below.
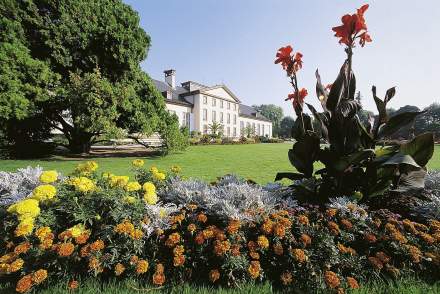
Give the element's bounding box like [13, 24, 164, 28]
[1, 144, 440, 185]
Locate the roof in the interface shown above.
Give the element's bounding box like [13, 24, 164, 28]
[153, 77, 271, 122]
[239, 104, 272, 122]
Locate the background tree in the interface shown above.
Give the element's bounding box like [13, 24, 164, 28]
[415, 103, 440, 139]
[0, 0, 186, 155]
[279, 116, 295, 138]
[252, 104, 283, 137]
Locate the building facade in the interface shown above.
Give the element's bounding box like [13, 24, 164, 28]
[153, 70, 272, 138]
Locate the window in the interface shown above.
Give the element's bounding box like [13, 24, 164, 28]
[233, 127, 237, 137]
[257, 124, 260, 135]
[227, 113, 230, 124]
[262, 124, 265, 135]
[252, 123, 255, 133]
[220, 100, 224, 108]
[212, 110, 216, 122]
[212, 98, 216, 107]
[220, 112, 224, 123]
[227, 102, 231, 109]
[233, 114, 237, 125]
[240, 121, 244, 131]
[203, 96, 207, 104]
[234, 104, 237, 111]
[203, 125, 208, 134]
[203, 109, 207, 121]
[227, 127, 231, 137]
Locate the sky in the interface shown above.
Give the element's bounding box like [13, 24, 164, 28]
[123, 0, 440, 117]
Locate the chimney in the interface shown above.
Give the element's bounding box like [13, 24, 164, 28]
[164, 69, 176, 89]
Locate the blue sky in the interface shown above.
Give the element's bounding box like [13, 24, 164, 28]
[124, 0, 440, 117]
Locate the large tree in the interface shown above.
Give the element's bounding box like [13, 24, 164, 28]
[252, 104, 283, 137]
[0, 0, 185, 154]
[279, 116, 295, 138]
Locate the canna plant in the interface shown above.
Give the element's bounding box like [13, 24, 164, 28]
[275, 4, 434, 203]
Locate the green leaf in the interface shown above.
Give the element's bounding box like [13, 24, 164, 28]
[372, 86, 387, 125]
[326, 61, 347, 112]
[392, 168, 426, 192]
[333, 149, 375, 172]
[275, 172, 305, 182]
[382, 153, 421, 170]
[367, 179, 392, 198]
[315, 69, 328, 109]
[288, 134, 320, 177]
[378, 111, 424, 138]
[338, 99, 362, 118]
[400, 132, 434, 167]
[306, 103, 329, 141]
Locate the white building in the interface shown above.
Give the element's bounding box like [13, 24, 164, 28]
[153, 69, 272, 138]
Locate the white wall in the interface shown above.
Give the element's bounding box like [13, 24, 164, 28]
[165, 103, 192, 129]
[238, 116, 272, 137]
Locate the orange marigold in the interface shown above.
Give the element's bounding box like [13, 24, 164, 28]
[165, 232, 181, 247]
[273, 243, 284, 255]
[136, 259, 149, 274]
[197, 213, 207, 223]
[173, 254, 185, 267]
[346, 277, 359, 289]
[57, 242, 75, 257]
[364, 233, 377, 243]
[227, 219, 241, 235]
[273, 223, 286, 238]
[80, 244, 91, 257]
[326, 208, 337, 218]
[291, 248, 307, 263]
[173, 245, 185, 256]
[337, 243, 356, 255]
[74, 233, 90, 245]
[375, 251, 390, 264]
[248, 260, 261, 279]
[324, 271, 340, 289]
[209, 269, 220, 283]
[231, 244, 241, 256]
[261, 219, 274, 235]
[32, 269, 47, 284]
[297, 215, 309, 226]
[202, 228, 215, 239]
[152, 272, 165, 286]
[407, 245, 422, 263]
[16, 274, 33, 293]
[280, 271, 293, 285]
[90, 239, 104, 251]
[300, 234, 311, 247]
[340, 219, 353, 230]
[213, 240, 231, 256]
[88, 257, 101, 271]
[249, 251, 260, 260]
[187, 223, 197, 233]
[68, 280, 79, 290]
[14, 242, 31, 255]
[9, 258, 24, 272]
[368, 256, 383, 270]
[419, 232, 435, 244]
[328, 221, 340, 235]
[114, 263, 125, 276]
[195, 232, 205, 245]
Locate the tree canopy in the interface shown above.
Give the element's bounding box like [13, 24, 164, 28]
[0, 0, 186, 155]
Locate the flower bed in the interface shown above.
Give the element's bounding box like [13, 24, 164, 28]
[1, 161, 440, 293]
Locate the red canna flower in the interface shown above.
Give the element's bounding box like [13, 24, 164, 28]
[332, 4, 372, 47]
[286, 88, 308, 108]
[274, 45, 293, 69]
[325, 84, 333, 91]
[294, 52, 303, 72]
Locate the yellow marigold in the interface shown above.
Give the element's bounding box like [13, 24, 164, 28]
[403, 219, 418, 234]
[197, 213, 208, 223]
[115, 263, 125, 276]
[173, 245, 185, 256]
[77, 161, 98, 173]
[209, 269, 220, 283]
[39, 170, 58, 184]
[152, 171, 166, 181]
[14, 242, 31, 255]
[35, 226, 52, 240]
[326, 208, 338, 218]
[248, 260, 261, 279]
[340, 219, 353, 230]
[32, 269, 48, 284]
[88, 257, 101, 271]
[15, 218, 35, 237]
[136, 259, 149, 274]
[122, 196, 136, 204]
[430, 220, 440, 232]
[257, 235, 269, 249]
[125, 181, 142, 192]
[292, 248, 307, 263]
[9, 258, 24, 272]
[368, 256, 384, 270]
[70, 177, 95, 193]
[0, 253, 17, 263]
[68, 280, 79, 290]
[297, 215, 309, 226]
[346, 277, 359, 289]
[8, 199, 40, 219]
[261, 219, 274, 235]
[273, 223, 286, 238]
[132, 159, 145, 168]
[328, 221, 340, 235]
[280, 272, 293, 286]
[16, 274, 33, 293]
[150, 166, 159, 173]
[170, 165, 181, 173]
[58, 242, 75, 257]
[391, 230, 407, 244]
[90, 239, 104, 251]
[130, 229, 144, 240]
[109, 175, 129, 188]
[115, 220, 135, 235]
[273, 243, 283, 255]
[165, 232, 181, 247]
[187, 223, 197, 233]
[68, 224, 86, 238]
[0, 263, 10, 274]
[300, 234, 311, 247]
[152, 272, 165, 286]
[144, 191, 158, 205]
[202, 228, 214, 239]
[173, 254, 185, 267]
[227, 219, 241, 235]
[324, 271, 340, 289]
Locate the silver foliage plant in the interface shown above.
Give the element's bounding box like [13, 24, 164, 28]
[158, 175, 292, 221]
[328, 197, 369, 221]
[0, 166, 43, 206]
[413, 171, 440, 221]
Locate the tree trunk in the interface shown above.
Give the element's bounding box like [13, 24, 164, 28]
[68, 131, 93, 154]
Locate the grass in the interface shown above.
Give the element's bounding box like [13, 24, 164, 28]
[1, 144, 440, 185]
[1, 277, 440, 294]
